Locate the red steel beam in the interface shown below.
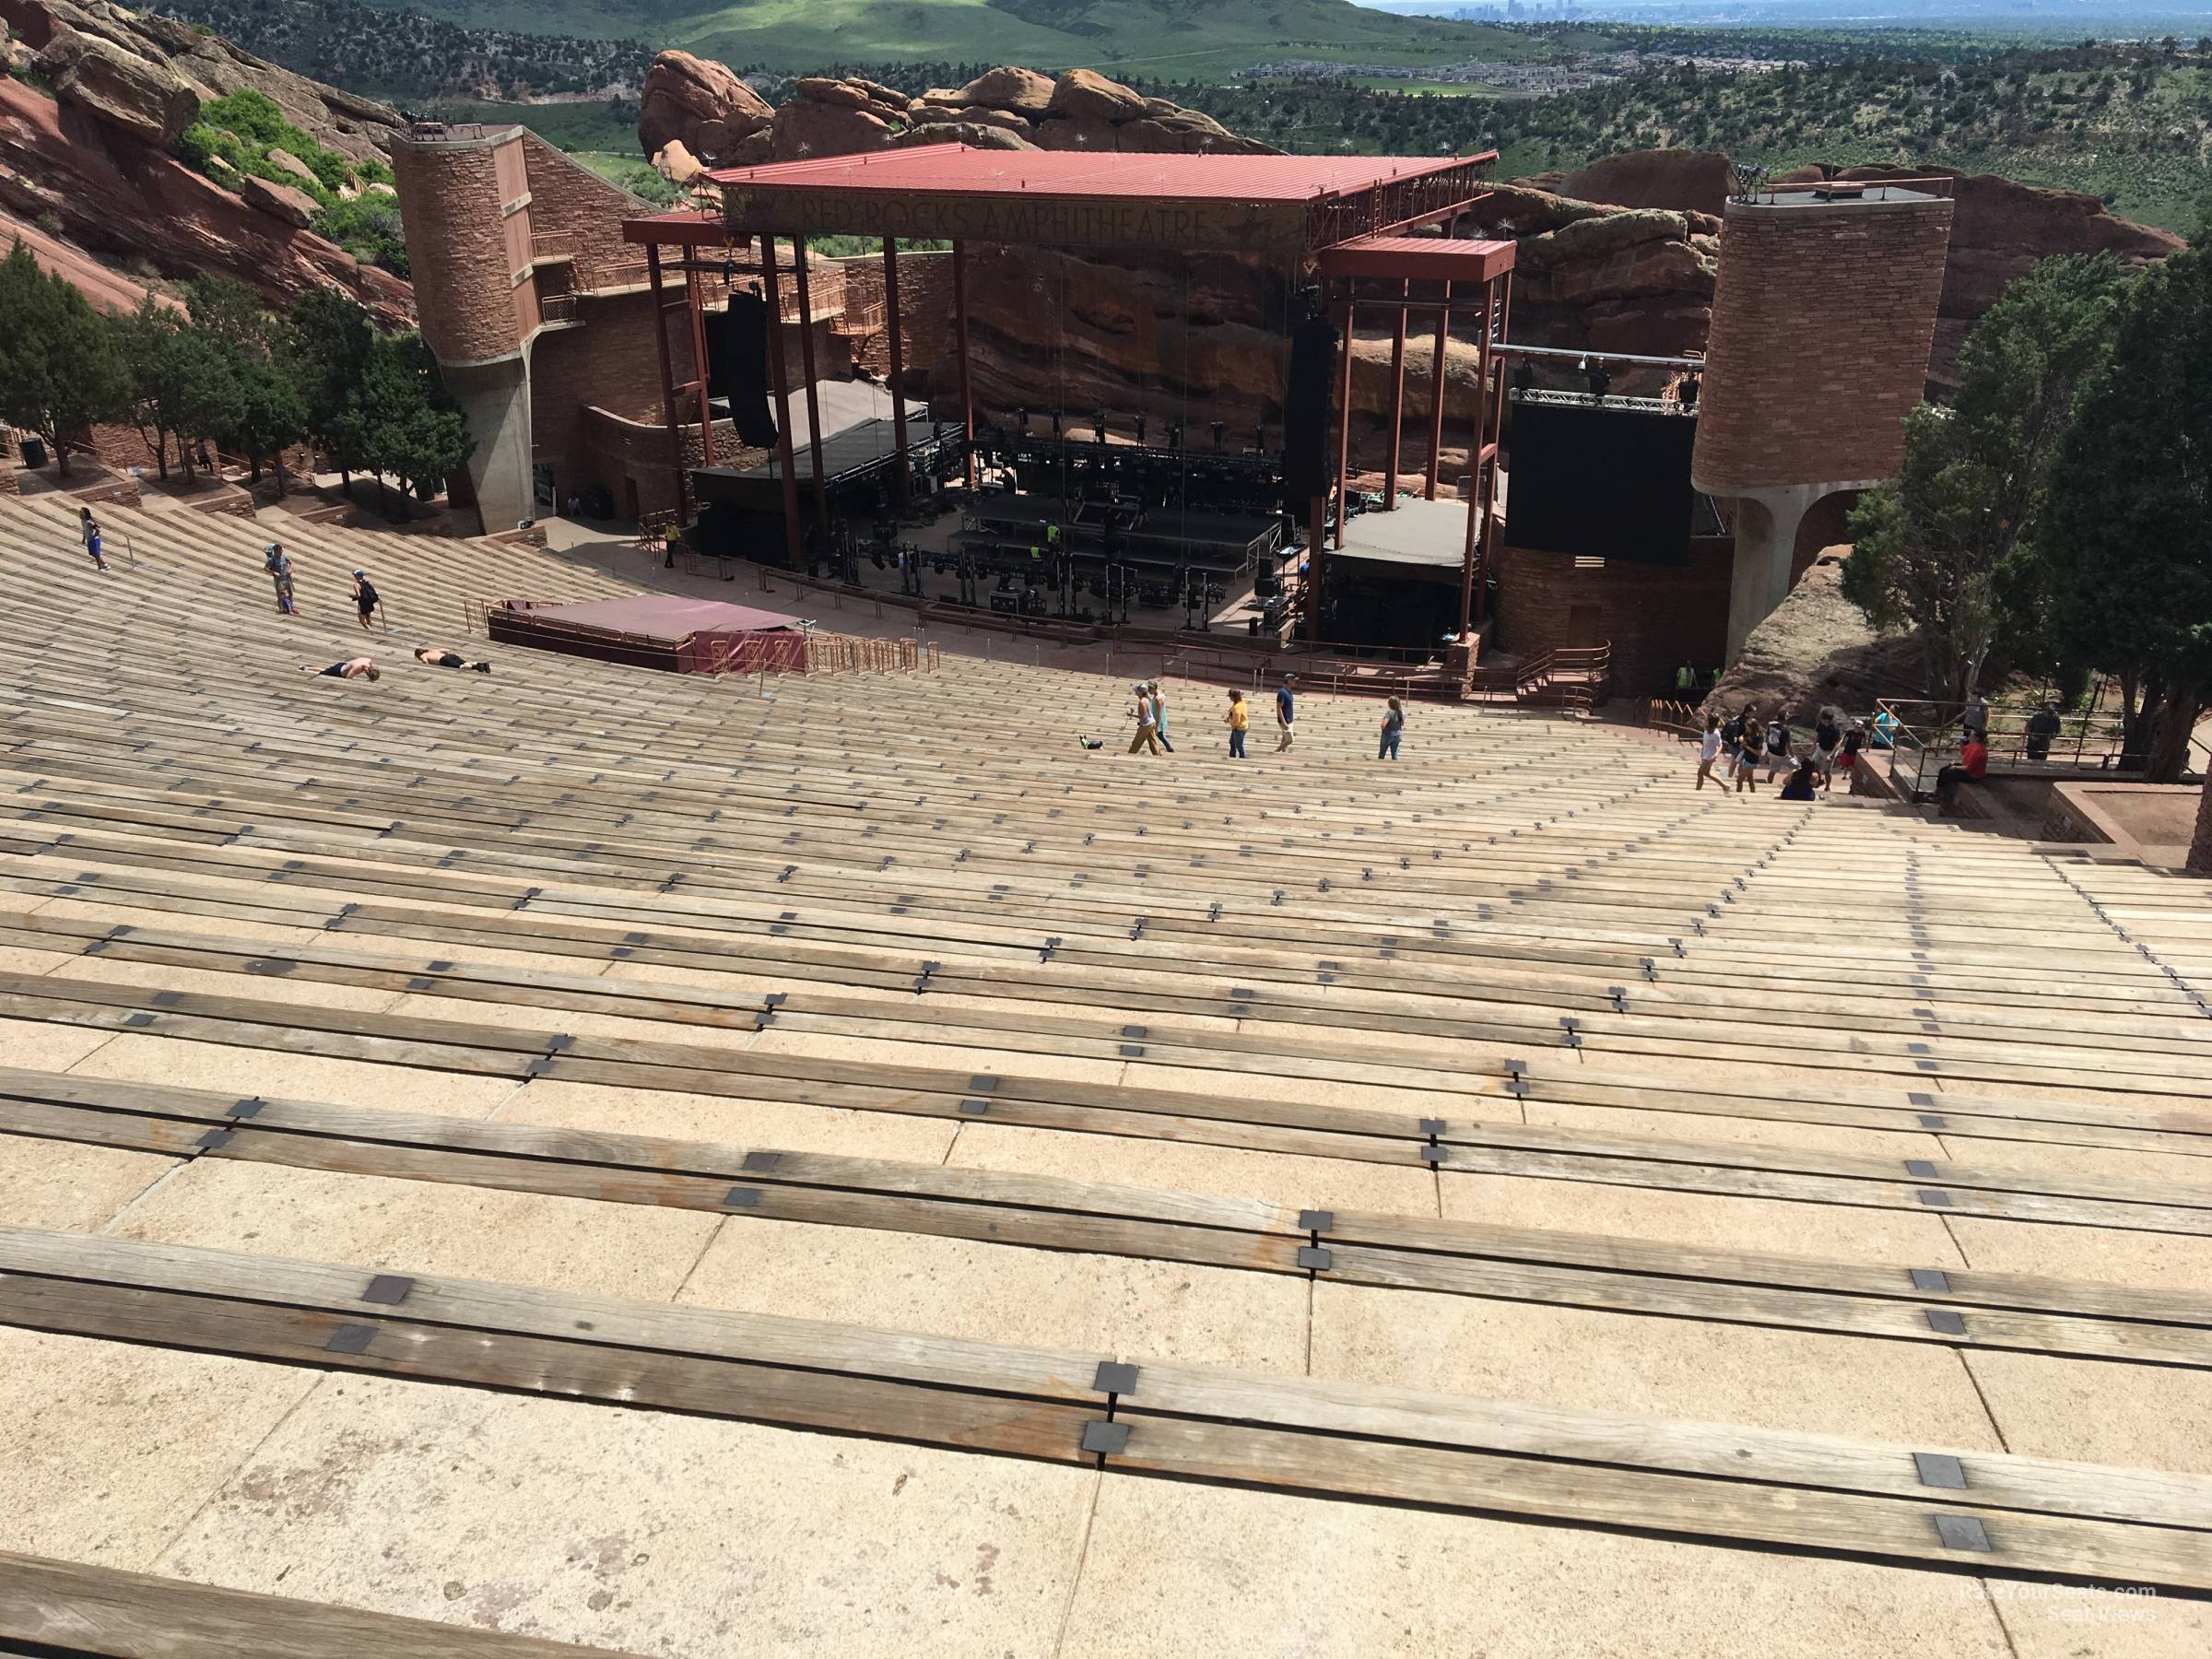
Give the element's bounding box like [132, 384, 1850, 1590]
[883, 239, 911, 508]
[759, 235, 805, 570]
[954, 241, 976, 489]
[645, 243, 688, 524]
[1384, 278, 1407, 511]
[1425, 278, 1452, 501]
[792, 236, 830, 531]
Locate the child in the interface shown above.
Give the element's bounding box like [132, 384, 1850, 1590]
[351, 568, 381, 631]
[78, 507, 108, 572]
[264, 543, 296, 616]
[1225, 688, 1249, 759]
[1695, 712, 1722, 790]
[1378, 698, 1404, 760]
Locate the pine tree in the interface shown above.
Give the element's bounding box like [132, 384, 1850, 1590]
[0, 240, 134, 477]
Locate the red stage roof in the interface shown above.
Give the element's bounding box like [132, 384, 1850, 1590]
[1316, 233, 1517, 284]
[703, 144, 1497, 253]
[710, 147, 1478, 202]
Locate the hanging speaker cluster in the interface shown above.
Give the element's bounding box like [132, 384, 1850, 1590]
[1281, 313, 1338, 504]
[708, 294, 780, 450]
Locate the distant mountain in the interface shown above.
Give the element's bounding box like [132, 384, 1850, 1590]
[338, 0, 1546, 76]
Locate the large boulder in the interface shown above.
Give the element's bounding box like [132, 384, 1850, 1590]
[31, 28, 197, 147]
[637, 50, 773, 161]
[893, 122, 1034, 153]
[1562, 149, 1735, 218]
[771, 96, 892, 159]
[8, 0, 403, 161]
[957, 65, 1055, 116]
[1045, 67, 1147, 124]
[1030, 112, 1123, 152]
[652, 139, 705, 188]
[235, 170, 317, 229]
[264, 146, 320, 188]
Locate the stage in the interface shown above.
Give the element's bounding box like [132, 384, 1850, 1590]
[487, 594, 806, 674]
[1332, 497, 1479, 571]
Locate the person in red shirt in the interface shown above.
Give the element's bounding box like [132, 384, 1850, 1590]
[1936, 735, 1987, 808]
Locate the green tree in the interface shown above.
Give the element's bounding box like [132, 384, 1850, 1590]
[216, 357, 310, 496]
[2030, 229, 2212, 781]
[342, 333, 472, 513]
[1842, 253, 2126, 703]
[184, 273, 273, 358]
[0, 240, 134, 477]
[121, 297, 233, 483]
[281, 288, 377, 496]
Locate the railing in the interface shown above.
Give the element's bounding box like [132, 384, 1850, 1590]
[1512, 643, 1611, 712]
[1644, 698, 1702, 738]
[537, 292, 578, 324]
[832, 299, 885, 335]
[1874, 694, 2133, 800]
[530, 231, 577, 262]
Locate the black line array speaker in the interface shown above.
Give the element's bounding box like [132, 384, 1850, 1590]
[709, 294, 780, 449]
[1507, 400, 1696, 564]
[1281, 313, 1338, 504]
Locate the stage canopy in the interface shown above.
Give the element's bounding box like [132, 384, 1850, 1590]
[703, 146, 1499, 253]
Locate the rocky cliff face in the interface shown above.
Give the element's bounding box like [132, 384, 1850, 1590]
[2, 0, 406, 159]
[0, 4, 409, 323]
[639, 57, 1273, 179]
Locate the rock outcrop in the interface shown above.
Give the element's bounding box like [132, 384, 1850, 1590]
[29, 25, 196, 146]
[639, 56, 1275, 171]
[1561, 149, 1735, 219]
[0, 75, 411, 323]
[0, 0, 406, 160]
[235, 169, 316, 228]
[1517, 148, 2181, 391]
[637, 50, 772, 164]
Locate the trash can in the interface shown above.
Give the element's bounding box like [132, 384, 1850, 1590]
[19, 437, 48, 469]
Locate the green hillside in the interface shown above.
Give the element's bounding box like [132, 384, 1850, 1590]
[362, 0, 1554, 76]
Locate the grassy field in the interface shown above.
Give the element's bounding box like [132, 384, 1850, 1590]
[420, 99, 637, 151]
[366, 0, 1571, 75]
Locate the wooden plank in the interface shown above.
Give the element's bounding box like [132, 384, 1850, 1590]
[0, 1551, 644, 1658]
[3, 1230, 2209, 1586]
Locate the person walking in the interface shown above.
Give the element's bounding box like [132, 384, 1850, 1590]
[1695, 712, 1723, 790]
[1720, 706, 1747, 773]
[78, 507, 108, 572]
[1814, 707, 1841, 793]
[1735, 709, 1767, 792]
[2026, 701, 2061, 760]
[1225, 688, 1249, 759]
[1378, 698, 1404, 760]
[1763, 714, 1794, 782]
[1275, 674, 1297, 752]
[1149, 681, 1175, 753]
[1126, 683, 1161, 755]
[264, 542, 297, 616]
[350, 568, 381, 631]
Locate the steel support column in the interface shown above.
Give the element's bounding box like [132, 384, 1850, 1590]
[1384, 277, 1407, 509]
[883, 238, 911, 507]
[1425, 279, 1452, 500]
[1332, 286, 1354, 553]
[645, 243, 688, 522]
[759, 235, 805, 570]
[954, 241, 976, 488]
[792, 235, 829, 529]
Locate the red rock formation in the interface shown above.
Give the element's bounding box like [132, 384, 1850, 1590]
[0, 76, 410, 323]
[1, 0, 405, 161]
[1562, 149, 1735, 218]
[639, 50, 774, 164]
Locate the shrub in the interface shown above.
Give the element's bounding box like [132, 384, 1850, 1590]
[312, 195, 407, 277]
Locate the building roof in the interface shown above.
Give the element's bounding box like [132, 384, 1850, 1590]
[1316, 233, 1517, 285]
[704, 144, 1498, 253]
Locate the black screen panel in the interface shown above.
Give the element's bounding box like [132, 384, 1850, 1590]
[1507, 401, 1694, 564]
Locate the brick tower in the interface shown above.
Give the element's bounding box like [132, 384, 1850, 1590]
[1691, 180, 1953, 659]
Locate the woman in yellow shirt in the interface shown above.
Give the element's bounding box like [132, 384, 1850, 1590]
[1225, 688, 1249, 759]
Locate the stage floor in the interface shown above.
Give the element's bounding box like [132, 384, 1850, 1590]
[534, 594, 800, 644]
[1334, 496, 1481, 570]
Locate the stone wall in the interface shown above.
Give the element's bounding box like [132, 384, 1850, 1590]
[1490, 535, 1735, 693]
[391, 135, 520, 366]
[1693, 196, 1953, 494]
[841, 251, 955, 383]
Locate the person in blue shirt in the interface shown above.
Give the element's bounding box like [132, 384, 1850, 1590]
[1378, 698, 1404, 760]
[1275, 675, 1297, 751]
